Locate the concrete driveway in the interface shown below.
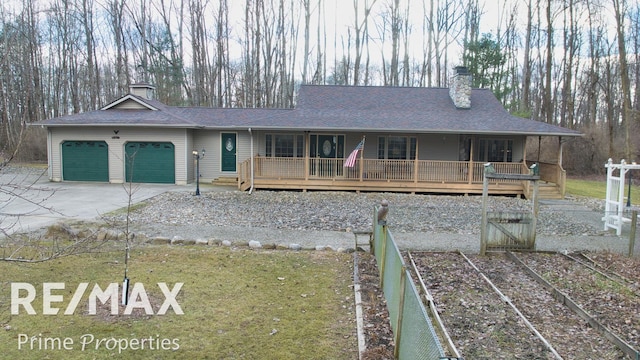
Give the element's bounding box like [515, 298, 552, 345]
[0, 170, 188, 236]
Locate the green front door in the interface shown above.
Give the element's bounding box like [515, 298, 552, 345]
[62, 141, 109, 181]
[318, 135, 336, 159]
[125, 142, 175, 183]
[221, 133, 237, 172]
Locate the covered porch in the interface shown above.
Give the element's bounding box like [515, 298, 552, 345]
[238, 157, 565, 199]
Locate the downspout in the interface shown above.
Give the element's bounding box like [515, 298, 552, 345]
[46, 127, 53, 181]
[248, 128, 255, 194]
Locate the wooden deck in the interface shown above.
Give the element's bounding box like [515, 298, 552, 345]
[235, 158, 565, 198]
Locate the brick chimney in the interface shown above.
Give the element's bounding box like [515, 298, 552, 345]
[129, 83, 156, 100]
[449, 66, 471, 109]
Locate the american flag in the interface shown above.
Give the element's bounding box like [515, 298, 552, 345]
[344, 138, 365, 168]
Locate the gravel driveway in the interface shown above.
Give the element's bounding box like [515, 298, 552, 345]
[104, 188, 639, 255]
[3, 164, 636, 255]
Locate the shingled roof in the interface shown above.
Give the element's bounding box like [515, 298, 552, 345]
[37, 85, 582, 137]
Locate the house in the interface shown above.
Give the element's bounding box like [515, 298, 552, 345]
[36, 67, 582, 198]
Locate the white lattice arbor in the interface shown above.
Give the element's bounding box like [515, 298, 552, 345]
[603, 159, 640, 235]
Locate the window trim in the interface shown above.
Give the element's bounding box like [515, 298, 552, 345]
[377, 135, 417, 160]
[475, 138, 513, 162]
[265, 133, 305, 158]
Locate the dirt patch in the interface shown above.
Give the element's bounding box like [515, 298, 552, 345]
[409, 251, 638, 359]
[357, 252, 395, 359]
[358, 249, 639, 359]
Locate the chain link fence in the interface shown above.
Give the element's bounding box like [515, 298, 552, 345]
[372, 205, 452, 359]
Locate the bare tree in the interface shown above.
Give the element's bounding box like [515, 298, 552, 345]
[559, 0, 579, 129]
[187, 0, 210, 106]
[0, 140, 84, 262]
[612, 0, 634, 159]
[80, 0, 100, 110]
[543, 0, 554, 124]
[353, 0, 376, 85]
[302, 0, 311, 84]
[106, 0, 130, 95]
[0, 0, 45, 157]
[217, 0, 232, 107]
[389, 0, 400, 86]
[520, 0, 533, 116]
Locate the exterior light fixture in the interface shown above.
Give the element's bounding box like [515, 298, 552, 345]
[193, 149, 205, 195]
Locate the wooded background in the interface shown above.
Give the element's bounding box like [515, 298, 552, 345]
[1, 0, 638, 174]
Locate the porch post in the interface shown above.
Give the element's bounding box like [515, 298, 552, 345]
[359, 135, 366, 181]
[537, 136, 541, 162]
[305, 132, 310, 181]
[558, 137, 564, 167]
[414, 137, 419, 184]
[468, 136, 475, 184]
[249, 128, 255, 192]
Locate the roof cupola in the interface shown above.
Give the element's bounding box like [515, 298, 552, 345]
[129, 83, 156, 100]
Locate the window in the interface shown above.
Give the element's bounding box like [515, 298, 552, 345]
[265, 134, 304, 157]
[476, 139, 513, 162]
[377, 136, 417, 160]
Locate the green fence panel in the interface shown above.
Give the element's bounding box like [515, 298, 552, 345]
[382, 232, 404, 333]
[398, 270, 446, 359]
[371, 204, 447, 359]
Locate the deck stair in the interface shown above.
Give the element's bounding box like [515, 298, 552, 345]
[529, 182, 563, 200]
[212, 176, 238, 186]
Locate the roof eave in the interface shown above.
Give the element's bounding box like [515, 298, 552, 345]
[101, 95, 159, 111]
[197, 125, 583, 137]
[34, 123, 198, 129]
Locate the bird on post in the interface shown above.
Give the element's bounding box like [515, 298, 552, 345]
[377, 200, 389, 225]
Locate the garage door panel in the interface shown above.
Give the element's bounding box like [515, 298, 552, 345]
[125, 142, 175, 183]
[62, 141, 109, 181]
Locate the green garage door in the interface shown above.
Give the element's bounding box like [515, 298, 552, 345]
[62, 141, 109, 181]
[125, 142, 175, 183]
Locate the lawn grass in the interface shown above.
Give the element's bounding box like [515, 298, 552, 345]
[0, 246, 357, 359]
[566, 177, 640, 204]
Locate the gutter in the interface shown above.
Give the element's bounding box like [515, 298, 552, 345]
[248, 128, 255, 194]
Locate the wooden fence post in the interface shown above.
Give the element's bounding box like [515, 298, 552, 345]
[393, 267, 407, 359]
[379, 227, 387, 288]
[629, 210, 637, 257]
[480, 170, 489, 256]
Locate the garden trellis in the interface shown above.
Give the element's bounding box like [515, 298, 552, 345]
[603, 159, 640, 235]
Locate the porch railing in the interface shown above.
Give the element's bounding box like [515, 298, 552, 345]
[249, 157, 526, 183]
[237, 157, 565, 197]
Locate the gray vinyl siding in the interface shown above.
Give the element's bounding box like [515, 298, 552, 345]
[193, 130, 248, 182]
[236, 131, 251, 172]
[46, 126, 526, 185]
[193, 130, 215, 182]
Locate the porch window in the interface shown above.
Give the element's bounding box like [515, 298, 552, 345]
[476, 139, 513, 162]
[265, 134, 304, 157]
[377, 136, 417, 160]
